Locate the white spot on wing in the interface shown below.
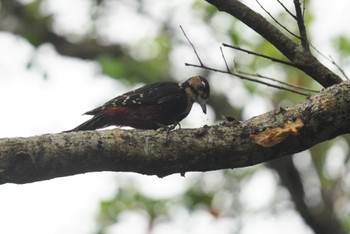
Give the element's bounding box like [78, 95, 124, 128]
[122, 95, 130, 105]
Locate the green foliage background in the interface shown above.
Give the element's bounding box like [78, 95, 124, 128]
[1, 0, 350, 233]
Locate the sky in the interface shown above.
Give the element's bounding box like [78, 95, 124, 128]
[0, 0, 349, 234]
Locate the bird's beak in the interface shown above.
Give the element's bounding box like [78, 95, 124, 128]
[198, 97, 207, 114]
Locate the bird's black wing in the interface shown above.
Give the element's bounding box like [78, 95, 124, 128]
[85, 82, 184, 115]
[109, 82, 183, 106]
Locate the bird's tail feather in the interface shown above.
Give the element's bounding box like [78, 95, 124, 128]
[63, 113, 109, 132]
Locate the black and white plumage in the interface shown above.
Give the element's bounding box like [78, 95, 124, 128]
[65, 76, 210, 131]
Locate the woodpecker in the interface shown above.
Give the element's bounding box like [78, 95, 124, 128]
[65, 76, 210, 132]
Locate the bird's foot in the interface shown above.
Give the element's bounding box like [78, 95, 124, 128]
[156, 122, 180, 144]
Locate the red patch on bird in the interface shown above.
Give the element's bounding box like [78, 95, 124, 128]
[105, 106, 128, 116]
[103, 105, 171, 129]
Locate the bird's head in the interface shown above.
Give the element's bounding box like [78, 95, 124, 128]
[180, 76, 210, 114]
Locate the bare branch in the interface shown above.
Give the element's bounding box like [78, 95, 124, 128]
[276, 0, 297, 19]
[256, 0, 300, 39]
[205, 0, 342, 87]
[183, 35, 313, 95]
[238, 71, 320, 93]
[220, 47, 231, 72]
[185, 62, 310, 96]
[222, 43, 296, 67]
[309, 44, 348, 80]
[293, 0, 309, 50]
[302, 0, 306, 16]
[329, 56, 349, 80]
[180, 25, 204, 66]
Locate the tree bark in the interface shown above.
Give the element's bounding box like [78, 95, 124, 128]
[1, 81, 350, 184]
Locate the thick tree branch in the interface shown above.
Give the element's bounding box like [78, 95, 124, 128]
[1, 81, 350, 184]
[205, 0, 342, 87]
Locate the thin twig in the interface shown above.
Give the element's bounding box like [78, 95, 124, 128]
[329, 55, 349, 80]
[180, 25, 204, 66]
[223, 43, 295, 67]
[182, 25, 312, 96]
[256, 0, 300, 39]
[309, 43, 328, 61]
[276, 0, 297, 20]
[309, 44, 348, 80]
[293, 0, 309, 50]
[185, 63, 310, 96]
[220, 47, 230, 72]
[238, 71, 319, 92]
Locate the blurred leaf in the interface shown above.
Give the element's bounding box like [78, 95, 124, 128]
[21, 0, 53, 46]
[97, 183, 171, 229]
[97, 35, 171, 84]
[192, 0, 218, 22]
[333, 35, 350, 55]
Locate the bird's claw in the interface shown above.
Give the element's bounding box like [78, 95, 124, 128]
[156, 122, 180, 144]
